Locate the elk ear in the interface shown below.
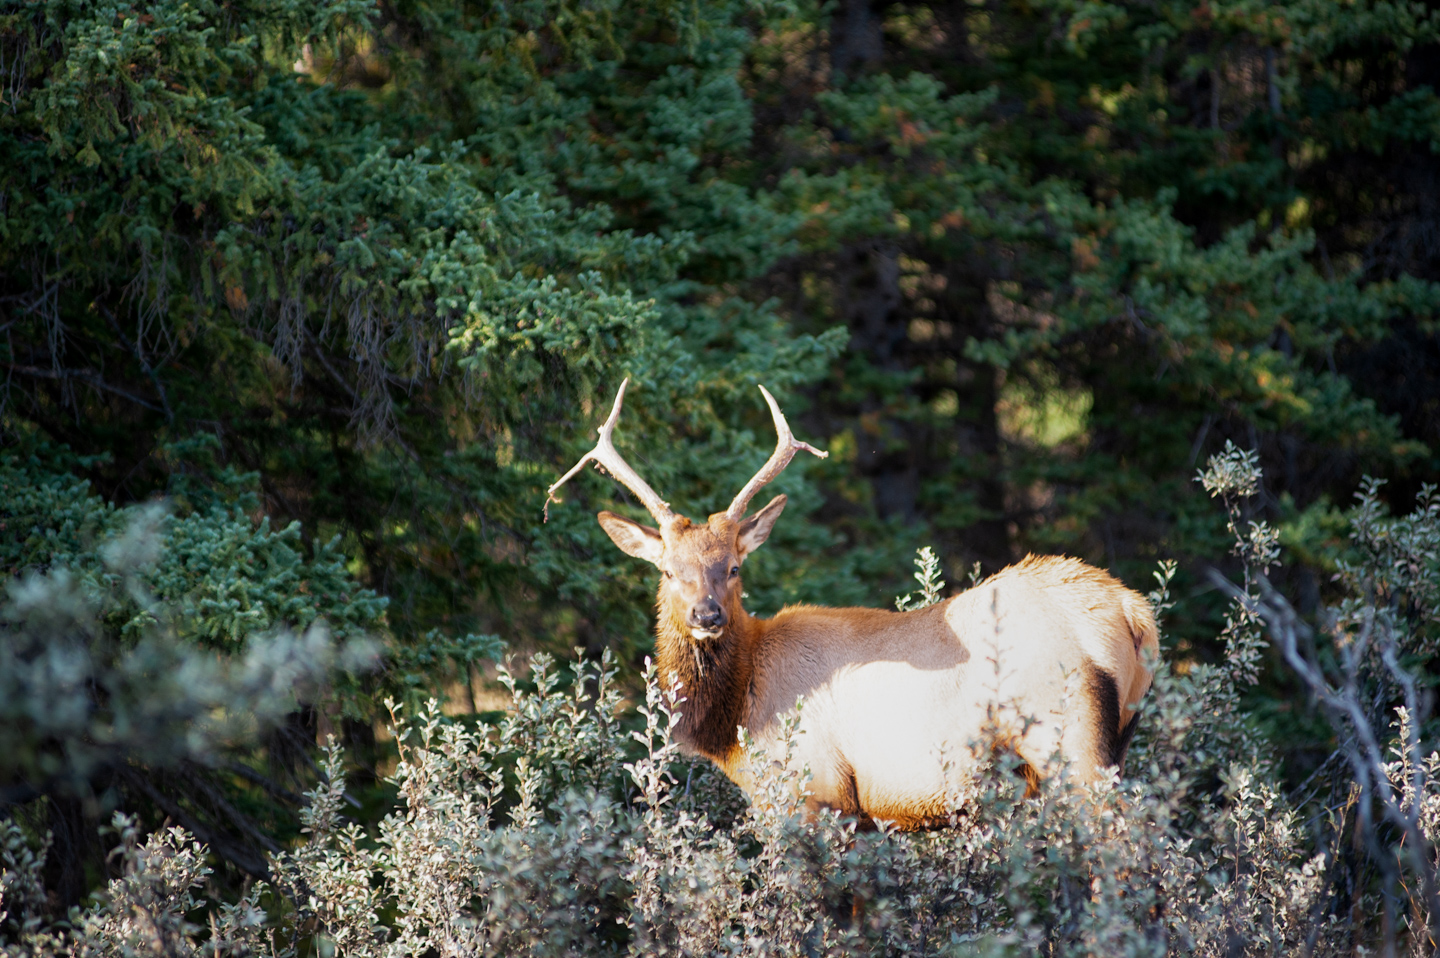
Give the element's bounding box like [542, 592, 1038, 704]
[597, 511, 665, 567]
[737, 494, 786, 560]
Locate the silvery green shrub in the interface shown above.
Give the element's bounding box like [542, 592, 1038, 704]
[5, 449, 1440, 955]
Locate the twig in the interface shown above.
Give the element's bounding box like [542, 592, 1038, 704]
[118, 766, 271, 880]
[97, 303, 173, 422]
[4, 361, 163, 411]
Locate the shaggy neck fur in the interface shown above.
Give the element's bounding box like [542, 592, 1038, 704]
[653, 587, 759, 771]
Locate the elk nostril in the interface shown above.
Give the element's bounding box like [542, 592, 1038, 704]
[691, 605, 724, 630]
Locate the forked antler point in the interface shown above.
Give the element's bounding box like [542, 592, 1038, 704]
[545, 378, 674, 524]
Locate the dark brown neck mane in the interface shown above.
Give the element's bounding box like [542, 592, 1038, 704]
[653, 598, 758, 769]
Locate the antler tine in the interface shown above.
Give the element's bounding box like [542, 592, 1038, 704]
[546, 378, 674, 524]
[725, 385, 828, 521]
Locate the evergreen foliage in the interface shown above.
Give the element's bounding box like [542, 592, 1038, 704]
[5, 0, 1436, 653]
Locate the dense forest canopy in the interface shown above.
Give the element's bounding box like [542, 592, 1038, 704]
[2, 0, 1440, 949]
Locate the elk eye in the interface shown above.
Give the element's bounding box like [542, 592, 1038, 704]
[729, 566, 740, 577]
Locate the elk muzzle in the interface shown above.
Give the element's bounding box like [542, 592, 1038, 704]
[688, 596, 727, 639]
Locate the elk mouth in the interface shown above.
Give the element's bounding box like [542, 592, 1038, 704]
[690, 627, 724, 642]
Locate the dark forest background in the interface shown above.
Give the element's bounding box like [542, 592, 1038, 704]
[3, 0, 1439, 920]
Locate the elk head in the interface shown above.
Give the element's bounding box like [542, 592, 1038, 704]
[547, 380, 827, 641]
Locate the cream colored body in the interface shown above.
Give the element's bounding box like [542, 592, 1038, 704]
[726, 556, 1158, 825]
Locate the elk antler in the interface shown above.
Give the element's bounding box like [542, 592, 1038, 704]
[725, 386, 828, 521]
[546, 378, 675, 524]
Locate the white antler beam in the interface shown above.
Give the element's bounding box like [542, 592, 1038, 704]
[725, 385, 828, 521]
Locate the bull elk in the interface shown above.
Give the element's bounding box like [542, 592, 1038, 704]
[548, 380, 1159, 828]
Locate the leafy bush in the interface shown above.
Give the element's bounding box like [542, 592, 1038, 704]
[4, 448, 1439, 955]
[0, 452, 384, 892]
